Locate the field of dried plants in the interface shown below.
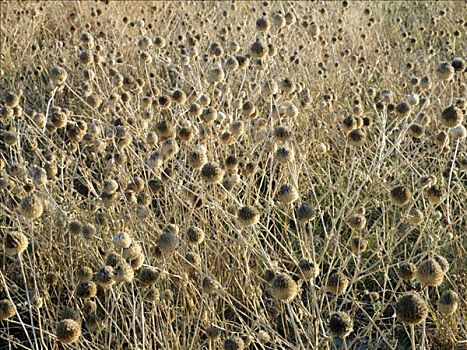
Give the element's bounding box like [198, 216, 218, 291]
[0, 1, 466, 349]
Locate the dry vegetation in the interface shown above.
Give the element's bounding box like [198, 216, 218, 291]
[0, 1, 466, 349]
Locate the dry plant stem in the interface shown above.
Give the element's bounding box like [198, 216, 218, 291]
[446, 139, 460, 225]
[410, 324, 416, 350]
[18, 254, 39, 350]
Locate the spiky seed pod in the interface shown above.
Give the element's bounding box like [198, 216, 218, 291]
[200, 162, 224, 184]
[76, 266, 93, 281]
[143, 286, 160, 303]
[326, 272, 349, 296]
[112, 231, 132, 249]
[20, 194, 43, 219]
[347, 128, 366, 146]
[451, 125, 467, 140]
[275, 145, 295, 164]
[224, 336, 245, 350]
[183, 252, 201, 270]
[426, 185, 443, 205]
[94, 266, 115, 288]
[201, 107, 218, 123]
[105, 252, 125, 267]
[295, 203, 316, 223]
[206, 325, 222, 340]
[298, 259, 319, 280]
[0, 299, 16, 320]
[438, 290, 459, 315]
[342, 115, 358, 133]
[276, 184, 299, 204]
[56, 319, 81, 344]
[186, 226, 205, 245]
[416, 258, 444, 286]
[68, 220, 82, 235]
[157, 230, 178, 256]
[237, 205, 260, 227]
[347, 214, 366, 231]
[389, 185, 411, 206]
[408, 123, 424, 139]
[82, 301, 96, 316]
[188, 146, 208, 169]
[395, 292, 428, 324]
[75, 281, 97, 299]
[177, 126, 194, 143]
[273, 125, 292, 142]
[138, 266, 160, 288]
[395, 101, 411, 118]
[50, 66, 68, 84]
[230, 120, 245, 137]
[329, 312, 353, 339]
[440, 105, 463, 128]
[4, 231, 29, 256]
[262, 269, 276, 283]
[406, 208, 424, 225]
[202, 276, 218, 295]
[114, 261, 134, 283]
[433, 255, 449, 273]
[435, 62, 454, 81]
[397, 262, 417, 281]
[250, 40, 267, 58]
[270, 272, 299, 301]
[349, 236, 368, 253]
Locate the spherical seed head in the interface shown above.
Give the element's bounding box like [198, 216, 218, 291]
[329, 312, 353, 339]
[138, 266, 160, 288]
[389, 185, 411, 206]
[298, 259, 319, 280]
[433, 255, 449, 273]
[408, 123, 424, 139]
[326, 272, 349, 296]
[82, 300, 97, 316]
[94, 265, 115, 288]
[406, 207, 424, 225]
[0, 299, 16, 320]
[395, 292, 428, 324]
[349, 236, 368, 254]
[275, 145, 295, 164]
[20, 194, 43, 219]
[257, 330, 271, 344]
[114, 260, 134, 283]
[262, 269, 276, 283]
[250, 40, 267, 58]
[224, 336, 245, 350]
[50, 66, 68, 84]
[186, 226, 205, 245]
[451, 57, 465, 72]
[397, 262, 417, 281]
[438, 290, 459, 315]
[435, 62, 454, 81]
[276, 184, 299, 204]
[237, 205, 260, 227]
[426, 185, 443, 205]
[440, 105, 463, 128]
[347, 128, 366, 146]
[200, 162, 224, 184]
[183, 252, 201, 270]
[347, 214, 366, 231]
[157, 230, 178, 256]
[274, 125, 292, 142]
[4, 231, 29, 256]
[75, 281, 97, 299]
[113, 231, 132, 249]
[68, 220, 82, 235]
[202, 276, 218, 295]
[76, 265, 94, 281]
[416, 258, 444, 286]
[451, 125, 467, 140]
[395, 101, 411, 118]
[270, 272, 299, 301]
[56, 319, 81, 344]
[295, 203, 316, 223]
[206, 325, 221, 340]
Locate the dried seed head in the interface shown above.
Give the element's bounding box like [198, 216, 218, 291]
[0, 299, 16, 320]
[347, 128, 366, 146]
[114, 260, 134, 283]
[451, 125, 467, 140]
[438, 290, 459, 315]
[389, 185, 411, 206]
[406, 207, 424, 225]
[188, 146, 208, 169]
[113, 231, 132, 249]
[237, 205, 260, 227]
[75, 281, 97, 299]
[183, 252, 201, 270]
[94, 265, 115, 288]
[157, 230, 178, 256]
[206, 325, 221, 340]
[395, 292, 428, 324]
[276, 183, 299, 204]
[435, 62, 454, 81]
[440, 105, 463, 128]
[68, 220, 82, 235]
[395, 101, 411, 118]
[270, 272, 299, 301]
[4, 231, 29, 256]
[76, 266, 93, 281]
[433, 255, 449, 273]
[56, 319, 81, 344]
[416, 258, 444, 286]
[224, 336, 245, 350]
[200, 162, 224, 184]
[20, 194, 43, 219]
[50, 66, 68, 84]
[295, 203, 316, 223]
[138, 266, 160, 288]
[329, 312, 353, 339]
[202, 275, 219, 295]
[298, 259, 319, 280]
[349, 236, 368, 254]
[426, 185, 443, 205]
[186, 226, 205, 245]
[347, 214, 366, 231]
[326, 272, 349, 296]
[275, 145, 295, 164]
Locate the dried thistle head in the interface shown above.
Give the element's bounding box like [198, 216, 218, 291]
[395, 292, 428, 324]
